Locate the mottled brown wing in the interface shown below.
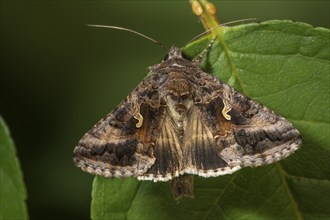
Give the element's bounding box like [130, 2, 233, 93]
[217, 83, 302, 168]
[183, 73, 301, 177]
[73, 82, 165, 178]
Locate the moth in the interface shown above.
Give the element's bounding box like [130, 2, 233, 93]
[73, 45, 301, 199]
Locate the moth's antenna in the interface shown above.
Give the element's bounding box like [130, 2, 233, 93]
[87, 24, 167, 51]
[192, 37, 216, 64]
[187, 18, 259, 44]
[222, 18, 259, 26]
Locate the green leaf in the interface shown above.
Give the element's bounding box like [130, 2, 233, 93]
[91, 20, 330, 220]
[0, 116, 28, 220]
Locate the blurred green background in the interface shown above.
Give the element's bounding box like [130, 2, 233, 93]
[1, 1, 329, 219]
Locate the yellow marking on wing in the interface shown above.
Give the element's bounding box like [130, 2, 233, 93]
[133, 112, 143, 128]
[222, 99, 232, 120]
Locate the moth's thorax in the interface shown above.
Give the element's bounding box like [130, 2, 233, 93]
[160, 73, 193, 135]
[166, 93, 193, 121]
[163, 72, 192, 96]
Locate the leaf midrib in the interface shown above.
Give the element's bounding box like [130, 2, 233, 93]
[215, 35, 247, 95]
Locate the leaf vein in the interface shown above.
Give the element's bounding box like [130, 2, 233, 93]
[289, 119, 330, 126]
[230, 51, 330, 62]
[276, 163, 304, 220]
[201, 174, 238, 220]
[126, 181, 142, 219]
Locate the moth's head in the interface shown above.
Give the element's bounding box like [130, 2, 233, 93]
[162, 46, 190, 62]
[148, 45, 195, 72]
